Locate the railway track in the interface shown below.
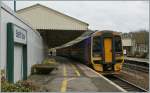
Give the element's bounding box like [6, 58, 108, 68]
[105, 75, 147, 92]
[123, 60, 149, 73]
[123, 63, 149, 73]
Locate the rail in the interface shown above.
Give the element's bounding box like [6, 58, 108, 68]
[124, 57, 149, 64]
[124, 57, 149, 73]
[123, 62, 149, 73]
[105, 75, 147, 92]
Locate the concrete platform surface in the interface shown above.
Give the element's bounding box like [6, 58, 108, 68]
[28, 56, 126, 92]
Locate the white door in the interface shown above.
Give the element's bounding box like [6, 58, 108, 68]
[14, 44, 23, 83]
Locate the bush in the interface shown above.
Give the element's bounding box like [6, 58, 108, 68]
[1, 81, 17, 92]
[1, 70, 37, 92]
[1, 80, 38, 92]
[1, 80, 37, 92]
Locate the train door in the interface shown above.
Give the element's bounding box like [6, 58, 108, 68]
[104, 38, 112, 63]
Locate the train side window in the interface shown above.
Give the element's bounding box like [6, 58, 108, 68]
[93, 36, 101, 51]
[93, 36, 102, 57]
[115, 36, 122, 52]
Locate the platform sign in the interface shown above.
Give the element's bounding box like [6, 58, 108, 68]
[7, 23, 28, 83]
[13, 25, 27, 44]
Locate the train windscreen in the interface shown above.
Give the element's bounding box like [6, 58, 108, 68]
[115, 36, 122, 52]
[93, 36, 102, 57]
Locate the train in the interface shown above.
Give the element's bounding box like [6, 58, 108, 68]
[56, 30, 124, 74]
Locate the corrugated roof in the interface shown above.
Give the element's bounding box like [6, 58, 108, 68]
[17, 3, 89, 26]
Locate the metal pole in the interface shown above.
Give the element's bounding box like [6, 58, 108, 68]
[14, 0, 16, 12]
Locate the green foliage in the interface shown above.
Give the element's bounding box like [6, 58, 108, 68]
[1, 80, 37, 92]
[1, 70, 37, 92]
[1, 79, 36, 92]
[1, 81, 17, 92]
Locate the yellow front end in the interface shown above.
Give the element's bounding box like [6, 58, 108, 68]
[114, 56, 124, 72]
[114, 63, 122, 71]
[92, 57, 103, 72]
[93, 64, 103, 72]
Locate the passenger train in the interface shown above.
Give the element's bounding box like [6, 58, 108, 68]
[56, 30, 124, 74]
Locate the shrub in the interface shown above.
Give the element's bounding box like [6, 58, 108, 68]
[1, 80, 38, 92]
[1, 70, 37, 92]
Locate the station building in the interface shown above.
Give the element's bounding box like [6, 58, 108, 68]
[16, 4, 89, 48]
[0, 3, 89, 83]
[122, 31, 149, 58]
[1, 3, 45, 83]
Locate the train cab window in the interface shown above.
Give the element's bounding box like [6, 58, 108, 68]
[93, 36, 102, 57]
[115, 36, 122, 52]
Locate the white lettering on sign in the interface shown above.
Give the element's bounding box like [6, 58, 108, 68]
[14, 25, 27, 44]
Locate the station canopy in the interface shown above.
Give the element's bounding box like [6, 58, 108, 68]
[16, 4, 89, 48]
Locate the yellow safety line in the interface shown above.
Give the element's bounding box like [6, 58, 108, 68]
[61, 65, 67, 92]
[64, 65, 67, 77]
[71, 64, 80, 77]
[61, 78, 67, 93]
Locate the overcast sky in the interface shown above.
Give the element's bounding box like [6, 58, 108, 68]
[2, 1, 149, 32]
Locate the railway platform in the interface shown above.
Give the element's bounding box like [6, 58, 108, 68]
[124, 56, 149, 63]
[28, 56, 126, 92]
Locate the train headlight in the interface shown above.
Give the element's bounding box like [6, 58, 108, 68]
[114, 63, 122, 71]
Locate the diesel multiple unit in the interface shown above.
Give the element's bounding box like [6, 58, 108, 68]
[56, 30, 124, 74]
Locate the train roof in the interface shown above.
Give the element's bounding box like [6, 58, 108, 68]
[92, 30, 121, 36]
[55, 30, 121, 49]
[55, 31, 94, 49]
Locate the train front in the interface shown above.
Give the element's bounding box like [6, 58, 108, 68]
[92, 31, 124, 74]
